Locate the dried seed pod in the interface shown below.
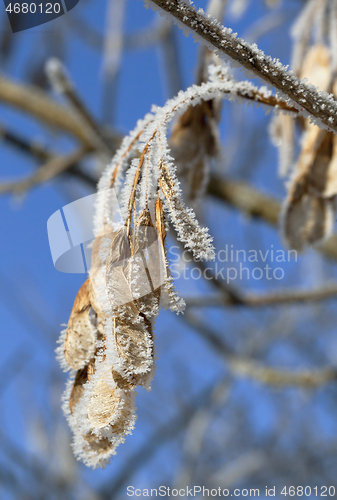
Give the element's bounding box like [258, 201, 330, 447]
[270, 114, 295, 178]
[104, 209, 162, 388]
[281, 44, 337, 250]
[58, 67, 230, 468]
[83, 432, 114, 454]
[69, 357, 96, 414]
[63, 280, 96, 371]
[170, 100, 219, 202]
[324, 133, 337, 197]
[283, 193, 334, 251]
[112, 305, 154, 382]
[87, 371, 125, 428]
[282, 126, 335, 250]
[105, 227, 134, 308]
[89, 223, 116, 318]
[61, 352, 138, 467]
[67, 360, 137, 468]
[300, 44, 331, 93]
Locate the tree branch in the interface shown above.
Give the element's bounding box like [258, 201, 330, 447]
[0, 147, 89, 195]
[46, 58, 115, 155]
[0, 75, 95, 147]
[185, 283, 337, 308]
[148, 0, 337, 132]
[184, 311, 337, 388]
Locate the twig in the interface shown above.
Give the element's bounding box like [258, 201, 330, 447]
[45, 59, 115, 155]
[0, 147, 89, 195]
[173, 377, 230, 490]
[148, 0, 337, 132]
[0, 75, 95, 147]
[0, 123, 50, 162]
[184, 310, 337, 388]
[102, 0, 126, 124]
[0, 124, 97, 189]
[185, 284, 337, 308]
[67, 13, 172, 52]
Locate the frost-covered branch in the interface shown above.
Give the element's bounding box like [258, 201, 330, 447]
[147, 0, 337, 133]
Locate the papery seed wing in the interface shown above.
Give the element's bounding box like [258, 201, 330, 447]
[87, 374, 122, 428]
[130, 208, 166, 297]
[105, 227, 134, 308]
[69, 357, 95, 414]
[300, 44, 331, 94]
[283, 194, 333, 251]
[170, 98, 219, 202]
[89, 224, 115, 317]
[87, 370, 135, 429]
[113, 311, 154, 380]
[282, 123, 334, 249]
[324, 130, 337, 197]
[64, 280, 96, 370]
[306, 131, 333, 195]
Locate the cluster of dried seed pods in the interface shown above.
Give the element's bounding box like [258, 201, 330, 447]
[57, 199, 170, 468]
[56, 71, 234, 467]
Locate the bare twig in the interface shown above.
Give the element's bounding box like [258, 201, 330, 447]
[0, 123, 50, 162]
[184, 310, 337, 388]
[46, 59, 115, 155]
[0, 75, 95, 147]
[185, 284, 337, 308]
[0, 147, 89, 195]
[173, 378, 230, 490]
[0, 124, 99, 190]
[102, 0, 126, 124]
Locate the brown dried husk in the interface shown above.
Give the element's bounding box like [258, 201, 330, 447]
[74, 367, 136, 464]
[62, 201, 167, 467]
[69, 357, 96, 414]
[170, 100, 220, 202]
[64, 279, 96, 370]
[105, 208, 163, 387]
[282, 44, 337, 250]
[87, 371, 127, 428]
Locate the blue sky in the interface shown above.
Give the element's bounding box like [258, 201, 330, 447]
[2, 0, 337, 497]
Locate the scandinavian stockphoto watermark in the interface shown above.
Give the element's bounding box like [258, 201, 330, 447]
[169, 245, 297, 283]
[47, 190, 297, 300]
